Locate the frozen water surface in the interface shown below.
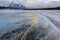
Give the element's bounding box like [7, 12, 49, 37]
[0, 10, 60, 40]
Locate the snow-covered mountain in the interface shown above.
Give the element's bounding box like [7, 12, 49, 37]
[0, 0, 60, 9]
[8, 3, 26, 9]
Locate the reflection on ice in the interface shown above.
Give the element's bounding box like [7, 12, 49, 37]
[0, 11, 60, 40]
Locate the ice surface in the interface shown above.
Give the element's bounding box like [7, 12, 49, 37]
[0, 10, 60, 40]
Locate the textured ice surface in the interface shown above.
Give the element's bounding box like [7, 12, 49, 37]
[0, 10, 60, 40]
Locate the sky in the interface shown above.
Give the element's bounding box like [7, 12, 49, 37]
[0, 0, 60, 2]
[0, 0, 60, 8]
[0, 0, 60, 3]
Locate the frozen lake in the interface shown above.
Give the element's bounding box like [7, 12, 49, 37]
[0, 10, 60, 40]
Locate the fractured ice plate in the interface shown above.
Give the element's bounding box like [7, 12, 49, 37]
[0, 10, 60, 40]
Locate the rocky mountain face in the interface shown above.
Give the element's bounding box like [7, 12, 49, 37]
[8, 3, 26, 9]
[0, 0, 60, 9]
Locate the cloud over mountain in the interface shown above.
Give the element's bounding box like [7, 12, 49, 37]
[0, 0, 60, 8]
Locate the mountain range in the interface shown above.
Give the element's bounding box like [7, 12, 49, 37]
[0, 0, 60, 9]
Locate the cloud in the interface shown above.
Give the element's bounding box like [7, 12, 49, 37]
[51, 0, 60, 1]
[0, 0, 60, 8]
